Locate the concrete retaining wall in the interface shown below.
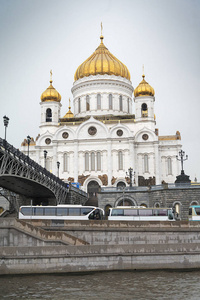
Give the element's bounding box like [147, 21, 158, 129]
[1, 219, 200, 274]
[1, 243, 200, 274]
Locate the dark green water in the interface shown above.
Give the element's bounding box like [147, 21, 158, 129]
[0, 270, 200, 299]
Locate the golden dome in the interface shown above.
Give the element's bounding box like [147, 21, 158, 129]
[41, 71, 61, 102]
[134, 74, 155, 97]
[74, 35, 131, 81]
[63, 99, 74, 119]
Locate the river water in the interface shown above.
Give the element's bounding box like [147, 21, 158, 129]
[0, 270, 200, 300]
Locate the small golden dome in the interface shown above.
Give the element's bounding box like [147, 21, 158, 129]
[74, 35, 131, 81]
[134, 74, 155, 97]
[63, 98, 74, 119]
[41, 70, 61, 102]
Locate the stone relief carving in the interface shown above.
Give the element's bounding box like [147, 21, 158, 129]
[78, 174, 90, 186]
[111, 176, 117, 185]
[138, 176, 156, 186]
[67, 177, 74, 183]
[98, 174, 108, 186]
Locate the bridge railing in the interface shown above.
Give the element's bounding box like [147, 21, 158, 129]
[0, 138, 73, 192]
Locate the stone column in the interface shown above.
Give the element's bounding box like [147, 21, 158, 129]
[154, 141, 161, 184]
[52, 142, 58, 175]
[107, 139, 112, 186]
[129, 138, 135, 185]
[74, 140, 78, 182]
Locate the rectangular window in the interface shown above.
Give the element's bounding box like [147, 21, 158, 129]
[91, 152, 95, 171]
[127, 98, 130, 113]
[85, 153, 89, 171]
[144, 155, 149, 173]
[44, 208, 56, 216]
[86, 95, 90, 111]
[111, 209, 124, 216]
[118, 151, 123, 170]
[46, 158, 52, 172]
[155, 209, 168, 216]
[81, 208, 93, 215]
[97, 94, 101, 109]
[167, 157, 172, 175]
[34, 207, 44, 216]
[97, 152, 101, 171]
[139, 209, 152, 216]
[119, 95, 123, 111]
[63, 153, 68, 172]
[68, 208, 81, 216]
[109, 94, 113, 109]
[195, 208, 200, 216]
[57, 207, 68, 216]
[124, 209, 138, 216]
[78, 98, 81, 113]
[21, 207, 32, 215]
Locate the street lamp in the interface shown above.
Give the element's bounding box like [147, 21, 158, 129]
[57, 161, 60, 178]
[3, 116, 9, 147]
[27, 135, 31, 157]
[44, 150, 48, 169]
[176, 150, 188, 175]
[126, 167, 133, 187]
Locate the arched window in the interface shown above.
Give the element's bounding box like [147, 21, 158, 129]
[78, 98, 81, 113]
[174, 203, 180, 218]
[167, 157, 172, 175]
[119, 95, 123, 111]
[91, 152, 95, 171]
[144, 154, 149, 173]
[141, 103, 148, 117]
[118, 151, 123, 170]
[63, 153, 68, 172]
[46, 108, 52, 122]
[117, 181, 126, 189]
[97, 152, 101, 171]
[85, 153, 89, 171]
[97, 94, 101, 110]
[86, 95, 90, 111]
[127, 98, 130, 113]
[109, 94, 113, 109]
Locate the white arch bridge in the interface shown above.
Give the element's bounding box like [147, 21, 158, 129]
[0, 138, 87, 206]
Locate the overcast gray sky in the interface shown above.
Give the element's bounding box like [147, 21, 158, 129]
[0, 0, 200, 182]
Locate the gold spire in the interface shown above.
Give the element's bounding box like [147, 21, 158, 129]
[74, 30, 131, 81]
[50, 69, 53, 83]
[100, 22, 104, 42]
[63, 98, 74, 119]
[134, 70, 155, 98]
[41, 70, 61, 102]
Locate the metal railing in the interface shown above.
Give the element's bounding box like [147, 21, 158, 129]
[0, 137, 87, 198]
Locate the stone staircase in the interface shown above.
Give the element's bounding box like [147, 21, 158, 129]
[0, 219, 89, 246]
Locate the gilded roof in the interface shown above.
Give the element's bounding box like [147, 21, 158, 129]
[41, 71, 61, 102]
[74, 35, 131, 81]
[63, 99, 74, 119]
[134, 74, 155, 97]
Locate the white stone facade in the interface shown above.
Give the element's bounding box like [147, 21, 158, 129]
[21, 71, 182, 194]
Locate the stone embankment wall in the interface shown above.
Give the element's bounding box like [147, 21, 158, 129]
[1, 219, 200, 274]
[98, 185, 200, 220]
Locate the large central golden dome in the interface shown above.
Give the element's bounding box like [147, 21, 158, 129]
[74, 35, 131, 81]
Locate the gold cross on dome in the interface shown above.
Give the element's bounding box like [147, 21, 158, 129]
[50, 69, 52, 82]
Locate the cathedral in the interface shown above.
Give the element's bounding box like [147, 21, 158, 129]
[21, 31, 182, 199]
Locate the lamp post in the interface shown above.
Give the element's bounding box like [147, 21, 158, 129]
[126, 167, 133, 187]
[44, 150, 48, 169]
[3, 116, 9, 148]
[27, 135, 31, 157]
[57, 161, 60, 178]
[176, 150, 188, 175]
